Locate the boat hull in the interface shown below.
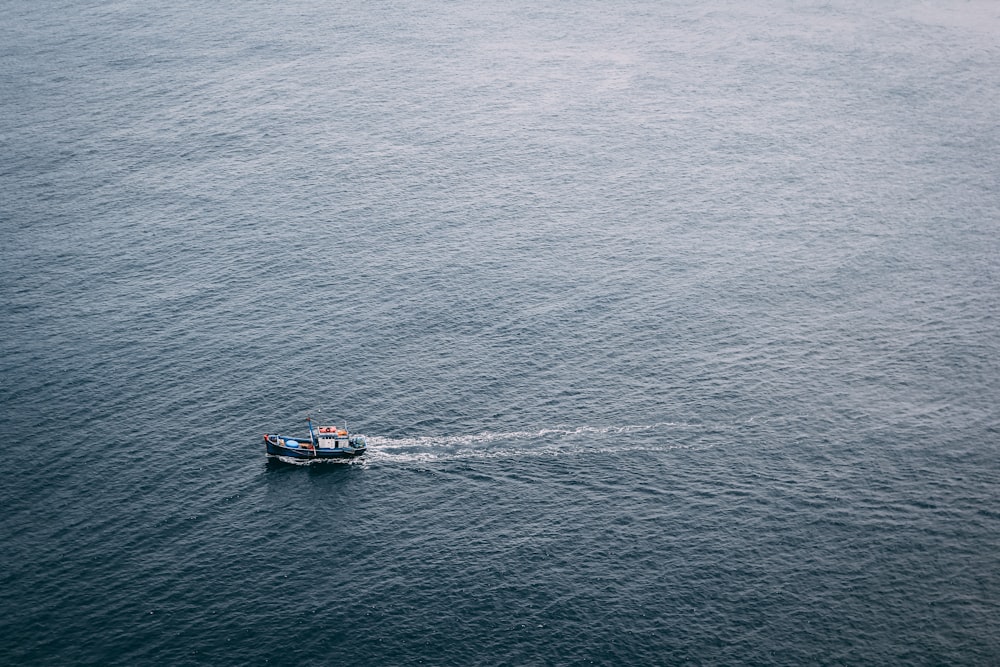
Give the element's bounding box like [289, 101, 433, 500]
[264, 435, 366, 460]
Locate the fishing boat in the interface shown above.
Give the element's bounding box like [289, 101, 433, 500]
[264, 417, 367, 460]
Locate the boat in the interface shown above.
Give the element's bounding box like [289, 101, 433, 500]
[264, 417, 367, 461]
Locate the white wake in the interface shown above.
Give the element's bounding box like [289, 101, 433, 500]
[363, 422, 696, 464]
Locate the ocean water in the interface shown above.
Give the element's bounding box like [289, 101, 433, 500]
[2, 0, 999, 664]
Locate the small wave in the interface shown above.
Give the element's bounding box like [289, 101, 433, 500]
[268, 454, 364, 466]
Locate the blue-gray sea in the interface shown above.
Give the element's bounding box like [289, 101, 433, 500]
[2, 0, 999, 664]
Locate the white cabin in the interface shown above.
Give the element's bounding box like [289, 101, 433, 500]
[317, 425, 349, 448]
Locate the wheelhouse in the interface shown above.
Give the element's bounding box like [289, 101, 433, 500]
[317, 425, 350, 448]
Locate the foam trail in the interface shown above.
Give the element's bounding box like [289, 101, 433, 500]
[368, 422, 681, 448]
[363, 422, 691, 464]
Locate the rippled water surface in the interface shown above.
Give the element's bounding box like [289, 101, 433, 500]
[2, 0, 999, 664]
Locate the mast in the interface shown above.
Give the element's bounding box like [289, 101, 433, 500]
[307, 416, 317, 446]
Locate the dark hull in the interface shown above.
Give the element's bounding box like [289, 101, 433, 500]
[264, 438, 365, 460]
